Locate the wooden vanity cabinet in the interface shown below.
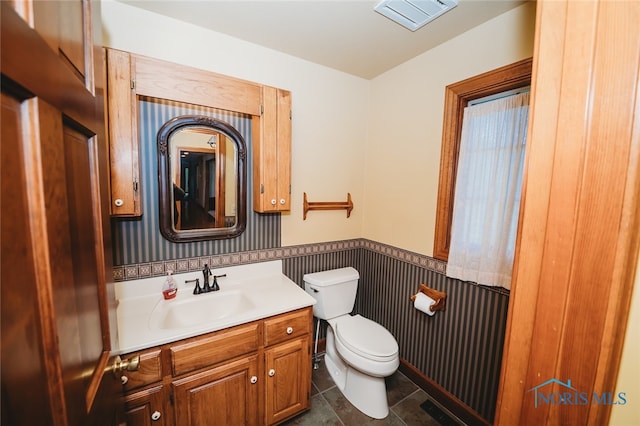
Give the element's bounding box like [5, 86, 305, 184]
[121, 349, 166, 425]
[121, 307, 312, 426]
[253, 86, 292, 213]
[125, 385, 168, 426]
[172, 355, 260, 426]
[263, 308, 312, 424]
[265, 337, 311, 424]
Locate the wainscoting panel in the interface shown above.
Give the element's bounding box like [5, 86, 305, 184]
[111, 97, 280, 266]
[356, 248, 509, 422]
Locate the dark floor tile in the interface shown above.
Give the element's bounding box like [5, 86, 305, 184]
[322, 386, 405, 426]
[391, 389, 442, 426]
[312, 359, 336, 392]
[282, 394, 342, 426]
[385, 371, 419, 406]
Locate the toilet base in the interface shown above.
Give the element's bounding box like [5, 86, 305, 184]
[325, 328, 391, 419]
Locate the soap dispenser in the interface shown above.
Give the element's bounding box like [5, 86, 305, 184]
[162, 271, 178, 300]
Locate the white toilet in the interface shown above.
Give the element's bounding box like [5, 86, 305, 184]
[303, 267, 399, 419]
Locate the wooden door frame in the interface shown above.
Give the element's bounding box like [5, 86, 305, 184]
[495, 1, 640, 424]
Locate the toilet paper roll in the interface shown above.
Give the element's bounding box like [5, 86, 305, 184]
[414, 292, 436, 316]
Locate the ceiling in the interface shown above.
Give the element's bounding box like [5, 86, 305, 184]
[117, 0, 526, 79]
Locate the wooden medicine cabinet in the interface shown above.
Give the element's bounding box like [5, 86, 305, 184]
[104, 48, 292, 222]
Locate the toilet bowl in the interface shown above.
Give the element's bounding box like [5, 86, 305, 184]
[332, 314, 399, 377]
[303, 267, 399, 419]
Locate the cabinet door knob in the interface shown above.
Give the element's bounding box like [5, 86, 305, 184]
[151, 411, 161, 421]
[271, 199, 277, 205]
[114, 198, 124, 207]
[250, 376, 258, 384]
[280, 198, 286, 205]
[121, 375, 128, 385]
[286, 326, 293, 335]
[268, 369, 275, 377]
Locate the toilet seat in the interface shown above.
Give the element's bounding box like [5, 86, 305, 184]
[335, 315, 398, 362]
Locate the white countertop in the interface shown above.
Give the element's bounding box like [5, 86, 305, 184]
[115, 260, 316, 354]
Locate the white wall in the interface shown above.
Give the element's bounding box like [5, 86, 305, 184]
[101, 1, 535, 254]
[363, 2, 536, 256]
[101, 0, 369, 247]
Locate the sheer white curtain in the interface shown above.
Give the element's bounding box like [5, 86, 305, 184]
[445, 92, 529, 290]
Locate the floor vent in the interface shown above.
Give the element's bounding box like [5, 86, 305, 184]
[374, 0, 458, 31]
[419, 398, 460, 425]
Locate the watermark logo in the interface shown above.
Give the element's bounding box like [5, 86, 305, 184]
[527, 378, 627, 408]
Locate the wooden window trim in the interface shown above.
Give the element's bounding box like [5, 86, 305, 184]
[433, 58, 533, 261]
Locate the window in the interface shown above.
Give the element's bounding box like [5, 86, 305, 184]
[433, 58, 532, 262]
[445, 91, 529, 289]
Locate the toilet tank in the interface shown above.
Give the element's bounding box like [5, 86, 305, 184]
[303, 267, 360, 320]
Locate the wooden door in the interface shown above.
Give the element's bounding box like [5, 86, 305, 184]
[495, 1, 640, 425]
[264, 338, 311, 425]
[1, 1, 121, 425]
[172, 356, 260, 426]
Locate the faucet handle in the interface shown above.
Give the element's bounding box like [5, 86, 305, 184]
[211, 274, 225, 292]
[186, 278, 201, 295]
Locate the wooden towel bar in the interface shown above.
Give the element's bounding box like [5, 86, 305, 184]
[303, 192, 353, 220]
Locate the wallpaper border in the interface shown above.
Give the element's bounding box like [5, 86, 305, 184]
[113, 238, 449, 281]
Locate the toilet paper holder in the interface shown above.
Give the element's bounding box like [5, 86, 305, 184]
[410, 284, 446, 312]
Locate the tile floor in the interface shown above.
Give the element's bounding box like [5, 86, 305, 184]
[283, 356, 465, 426]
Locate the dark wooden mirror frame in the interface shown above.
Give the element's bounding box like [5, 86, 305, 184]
[157, 115, 247, 242]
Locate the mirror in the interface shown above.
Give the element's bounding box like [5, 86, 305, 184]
[157, 116, 246, 242]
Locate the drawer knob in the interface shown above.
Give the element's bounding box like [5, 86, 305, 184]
[121, 375, 128, 385]
[151, 411, 161, 421]
[250, 376, 258, 384]
[268, 369, 275, 377]
[286, 326, 293, 335]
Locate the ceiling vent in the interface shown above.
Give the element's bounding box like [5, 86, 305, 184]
[374, 0, 458, 31]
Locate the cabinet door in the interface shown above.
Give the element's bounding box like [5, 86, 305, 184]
[125, 385, 167, 426]
[265, 337, 311, 424]
[105, 48, 141, 216]
[253, 86, 292, 213]
[172, 355, 259, 426]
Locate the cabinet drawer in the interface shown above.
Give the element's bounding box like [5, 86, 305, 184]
[170, 322, 259, 376]
[122, 349, 162, 392]
[264, 308, 311, 347]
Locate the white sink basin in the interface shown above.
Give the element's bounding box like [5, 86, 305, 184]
[149, 290, 256, 330]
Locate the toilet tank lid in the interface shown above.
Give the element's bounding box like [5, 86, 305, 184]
[303, 267, 359, 286]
